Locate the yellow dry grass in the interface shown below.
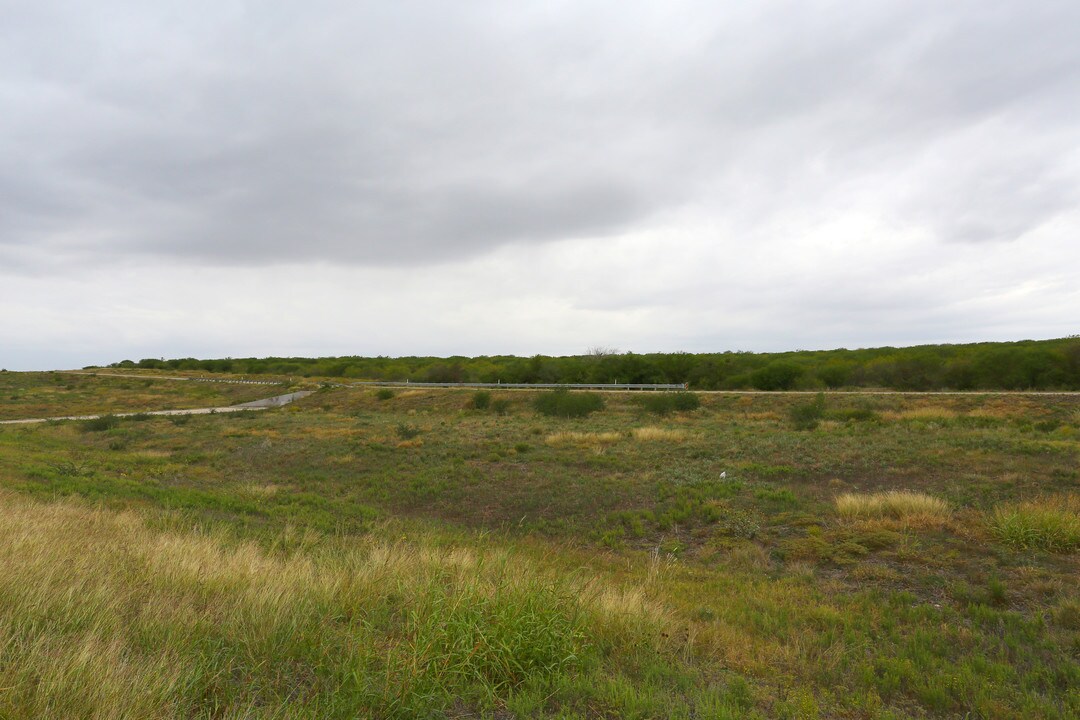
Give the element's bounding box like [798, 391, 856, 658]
[631, 427, 687, 442]
[131, 449, 172, 458]
[237, 482, 283, 497]
[836, 490, 950, 526]
[880, 407, 958, 422]
[545, 431, 622, 447]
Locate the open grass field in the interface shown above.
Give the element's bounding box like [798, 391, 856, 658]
[0, 373, 1077, 718]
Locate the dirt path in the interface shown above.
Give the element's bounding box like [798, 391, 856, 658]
[0, 391, 313, 426]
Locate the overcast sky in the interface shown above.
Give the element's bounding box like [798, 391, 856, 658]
[2, 1, 1078, 370]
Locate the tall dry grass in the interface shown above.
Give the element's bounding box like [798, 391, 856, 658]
[545, 431, 622, 447]
[0, 493, 665, 718]
[835, 490, 950, 526]
[631, 427, 687, 442]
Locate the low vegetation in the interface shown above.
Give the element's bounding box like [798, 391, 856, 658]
[0, 493, 671, 719]
[1, 374, 1078, 717]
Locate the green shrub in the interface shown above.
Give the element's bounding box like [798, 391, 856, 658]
[533, 390, 605, 418]
[640, 392, 700, 415]
[396, 423, 421, 440]
[376, 388, 395, 401]
[789, 394, 825, 430]
[471, 390, 491, 410]
[491, 399, 511, 415]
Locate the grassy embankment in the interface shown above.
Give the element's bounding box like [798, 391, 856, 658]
[0, 371, 279, 421]
[0, 373, 1077, 717]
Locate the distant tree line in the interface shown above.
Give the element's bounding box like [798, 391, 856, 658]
[104, 337, 1080, 391]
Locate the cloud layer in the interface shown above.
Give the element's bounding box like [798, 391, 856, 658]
[2, 1, 1078, 368]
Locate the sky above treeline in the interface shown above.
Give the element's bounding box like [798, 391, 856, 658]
[3, 1, 1078, 370]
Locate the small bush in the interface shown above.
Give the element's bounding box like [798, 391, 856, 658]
[491, 399, 511, 415]
[81, 415, 120, 432]
[375, 388, 395, 401]
[533, 390, 604, 418]
[988, 497, 1080, 552]
[396, 423, 421, 440]
[789, 394, 826, 430]
[471, 390, 491, 410]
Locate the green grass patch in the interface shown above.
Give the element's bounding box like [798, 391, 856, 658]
[988, 496, 1080, 552]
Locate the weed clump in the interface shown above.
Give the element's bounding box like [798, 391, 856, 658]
[375, 388, 395, 401]
[534, 390, 604, 418]
[988, 496, 1080, 552]
[471, 390, 491, 410]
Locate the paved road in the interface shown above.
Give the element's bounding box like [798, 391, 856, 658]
[0, 391, 313, 426]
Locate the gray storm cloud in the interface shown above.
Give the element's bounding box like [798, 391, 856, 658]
[3, 0, 1078, 269]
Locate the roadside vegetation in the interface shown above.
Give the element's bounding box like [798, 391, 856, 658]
[0, 373, 1077, 717]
